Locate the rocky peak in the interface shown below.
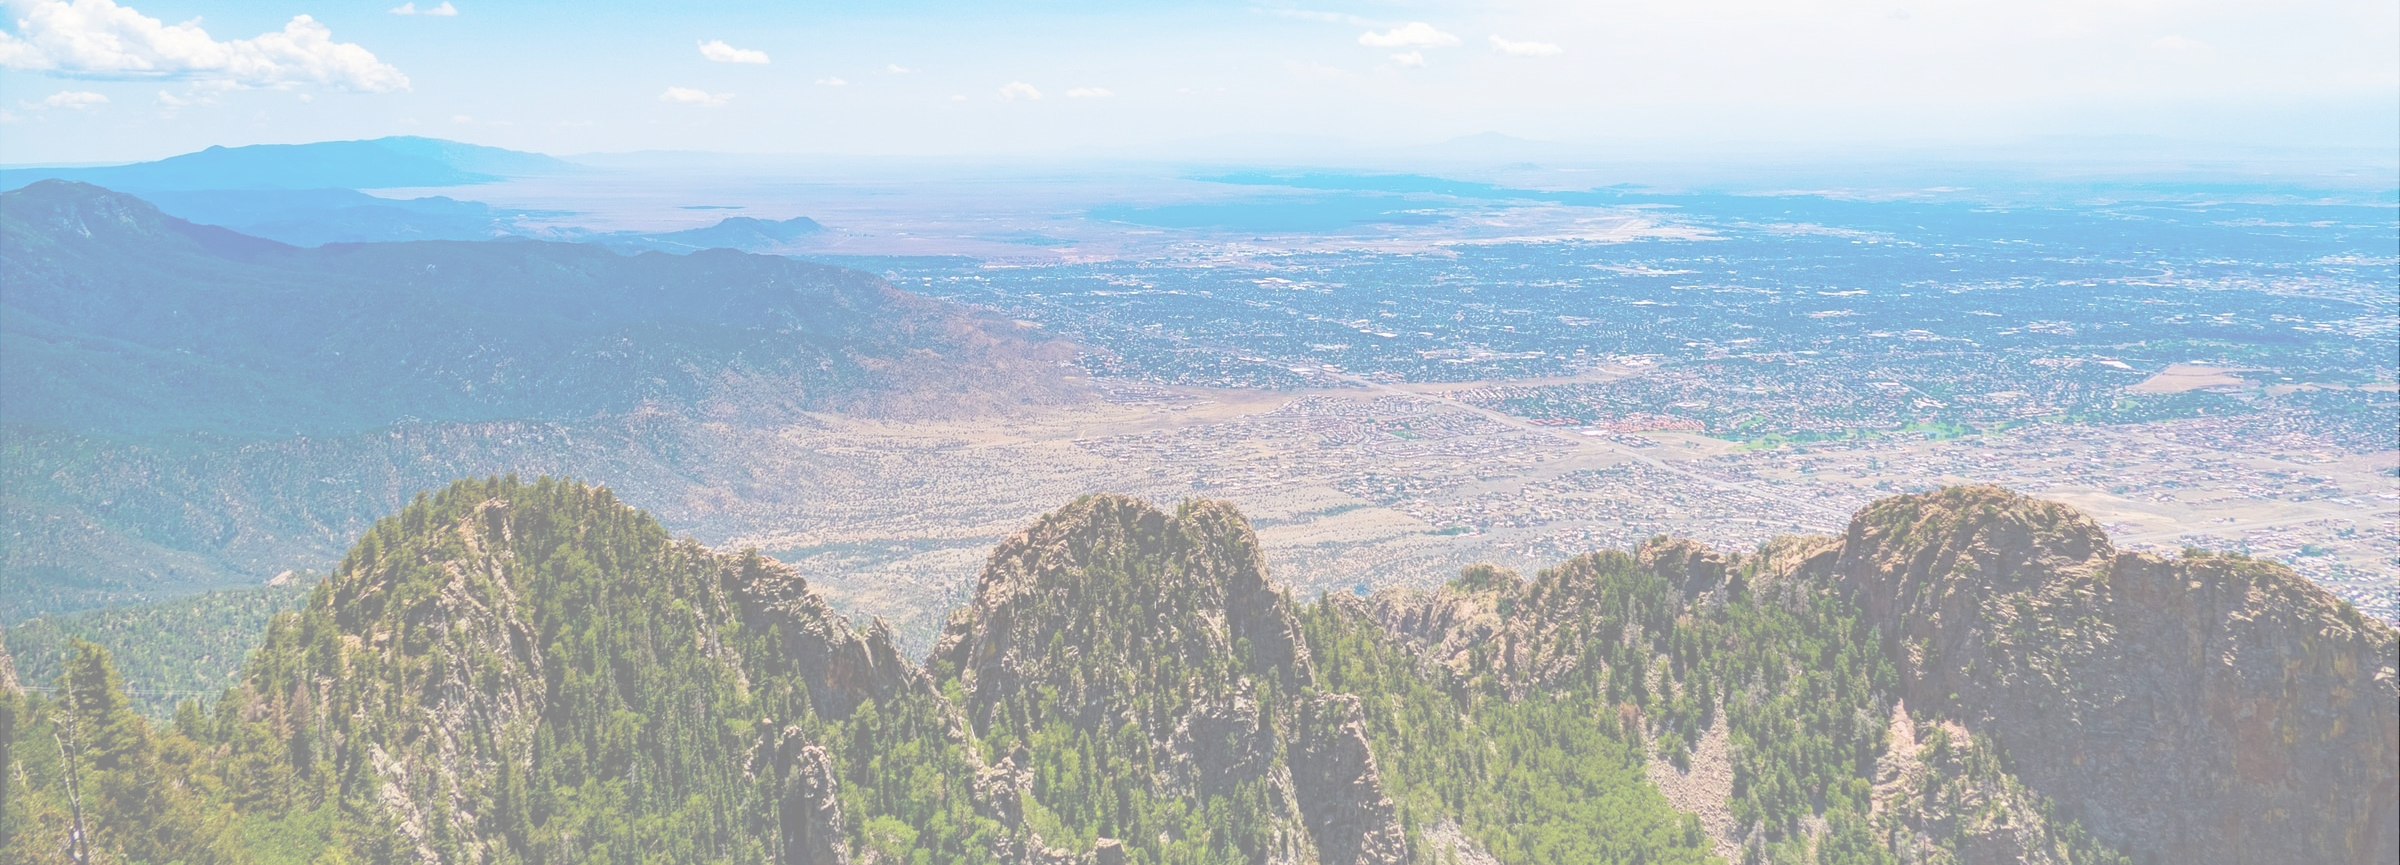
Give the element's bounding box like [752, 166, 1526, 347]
[1827, 485, 2399, 865]
[930, 493, 1403, 865]
[731, 549, 935, 721]
[217, 476, 855, 863]
[930, 493, 1313, 734]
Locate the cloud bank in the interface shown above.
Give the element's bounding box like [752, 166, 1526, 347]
[699, 39, 769, 64]
[998, 81, 1042, 101]
[0, 0, 409, 92]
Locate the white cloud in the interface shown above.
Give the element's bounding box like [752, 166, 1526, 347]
[1489, 35, 1561, 57]
[659, 86, 731, 107]
[1358, 22, 1458, 49]
[816, 76, 847, 86]
[2150, 34, 2208, 51]
[1388, 51, 1425, 67]
[389, 2, 457, 15]
[886, 64, 911, 74]
[997, 80, 1042, 101]
[1066, 86, 1113, 98]
[0, 0, 409, 92]
[450, 113, 472, 123]
[698, 39, 769, 64]
[27, 89, 106, 109]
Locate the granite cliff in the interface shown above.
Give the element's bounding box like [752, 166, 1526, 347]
[1817, 486, 2398, 865]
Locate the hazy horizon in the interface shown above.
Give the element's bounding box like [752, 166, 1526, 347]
[2, 0, 2393, 168]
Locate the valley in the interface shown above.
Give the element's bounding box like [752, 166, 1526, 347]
[700, 386, 2400, 642]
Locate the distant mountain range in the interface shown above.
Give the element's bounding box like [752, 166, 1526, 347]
[3, 482, 2388, 864]
[0, 138, 828, 251]
[133, 187, 542, 246]
[0, 136, 579, 191]
[0, 180, 1084, 614]
[585, 214, 826, 254]
[3, 180, 967, 437]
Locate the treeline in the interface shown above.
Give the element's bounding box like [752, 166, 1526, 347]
[7, 583, 313, 718]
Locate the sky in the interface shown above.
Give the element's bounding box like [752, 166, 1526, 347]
[0, 0, 2394, 165]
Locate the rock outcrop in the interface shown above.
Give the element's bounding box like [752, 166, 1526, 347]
[769, 737, 851, 865]
[1288, 694, 1409, 865]
[216, 477, 862, 864]
[932, 493, 1408, 865]
[733, 551, 936, 721]
[1823, 486, 2400, 865]
[0, 636, 18, 696]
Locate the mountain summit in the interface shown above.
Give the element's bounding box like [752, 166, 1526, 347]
[931, 494, 1408, 864]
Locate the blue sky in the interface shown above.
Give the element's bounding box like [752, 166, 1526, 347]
[1, 0, 2394, 165]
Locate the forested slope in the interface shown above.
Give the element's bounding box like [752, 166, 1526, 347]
[4, 582, 312, 717]
[1, 483, 2388, 864]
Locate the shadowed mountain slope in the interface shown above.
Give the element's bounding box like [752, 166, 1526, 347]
[1, 181, 1088, 615]
[1, 180, 1081, 438]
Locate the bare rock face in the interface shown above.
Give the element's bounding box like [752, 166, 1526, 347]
[930, 493, 1407, 865]
[1868, 702, 2089, 865]
[733, 551, 935, 721]
[1831, 485, 2400, 865]
[773, 739, 851, 865]
[1288, 694, 1409, 865]
[1637, 536, 1738, 600]
[0, 636, 18, 695]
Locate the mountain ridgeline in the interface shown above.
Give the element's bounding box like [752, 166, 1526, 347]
[0, 180, 1089, 615]
[1, 481, 2391, 865]
[0, 179, 1078, 438]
